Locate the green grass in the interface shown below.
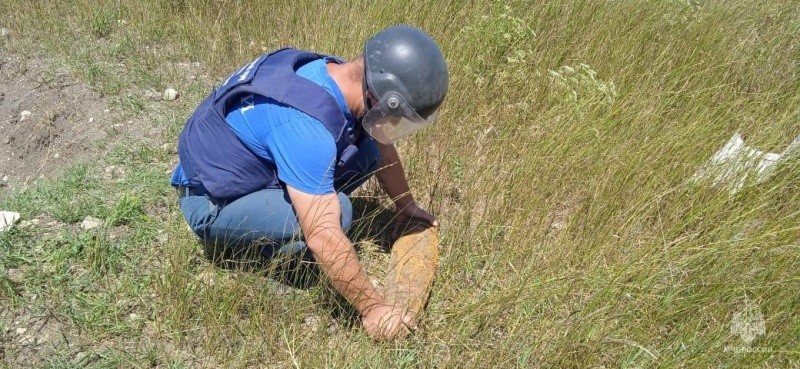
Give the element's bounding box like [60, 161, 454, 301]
[1, 0, 799, 367]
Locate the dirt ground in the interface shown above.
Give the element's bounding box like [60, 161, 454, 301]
[0, 48, 154, 196]
[0, 47, 171, 365]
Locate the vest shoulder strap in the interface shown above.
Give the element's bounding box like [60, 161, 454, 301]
[211, 48, 347, 140]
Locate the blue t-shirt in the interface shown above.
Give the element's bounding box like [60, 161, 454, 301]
[171, 58, 355, 195]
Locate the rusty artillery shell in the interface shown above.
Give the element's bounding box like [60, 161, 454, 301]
[383, 221, 439, 320]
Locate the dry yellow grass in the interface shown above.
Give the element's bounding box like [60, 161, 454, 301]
[0, 0, 798, 367]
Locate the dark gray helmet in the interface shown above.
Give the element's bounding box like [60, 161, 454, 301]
[362, 25, 449, 143]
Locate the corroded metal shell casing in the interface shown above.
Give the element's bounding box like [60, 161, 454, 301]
[384, 221, 439, 320]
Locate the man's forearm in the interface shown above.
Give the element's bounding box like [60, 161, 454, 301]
[286, 186, 386, 316]
[376, 143, 414, 209]
[308, 232, 384, 315]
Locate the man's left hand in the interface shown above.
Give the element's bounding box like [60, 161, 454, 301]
[394, 202, 438, 237]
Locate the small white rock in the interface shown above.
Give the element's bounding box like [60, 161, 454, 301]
[89, 117, 94, 123]
[74, 351, 90, 363]
[80, 216, 103, 230]
[162, 88, 178, 101]
[18, 218, 39, 228]
[194, 270, 217, 286]
[54, 153, 60, 159]
[0, 28, 10, 37]
[129, 313, 139, 321]
[15, 327, 27, 335]
[0, 211, 21, 232]
[19, 334, 36, 346]
[2, 175, 7, 181]
[156, 232, 168, 244]
[303, 315, 320, 333]
[19, 111, 31, 121]
[7, 268, 23, 283]
[104, 165, 125, 179]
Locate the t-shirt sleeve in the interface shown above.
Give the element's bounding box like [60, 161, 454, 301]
[264, 114, 337, 195]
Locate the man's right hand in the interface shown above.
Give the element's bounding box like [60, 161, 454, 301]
[286, 185, 415, 340]
[362, 304, 416, 341]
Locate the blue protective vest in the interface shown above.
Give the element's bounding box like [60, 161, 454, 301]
[177, 48, 360, 200]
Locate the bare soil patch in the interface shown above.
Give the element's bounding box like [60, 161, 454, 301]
[0, 49, 145, 195]
[1, 305, 68, 367]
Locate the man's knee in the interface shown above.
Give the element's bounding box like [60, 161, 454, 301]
[179, 195, 219, 237]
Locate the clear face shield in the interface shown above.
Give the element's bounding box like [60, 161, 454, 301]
[361, 91, 437, 144]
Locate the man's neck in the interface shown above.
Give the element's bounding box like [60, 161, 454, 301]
[327, 61, 367, 118]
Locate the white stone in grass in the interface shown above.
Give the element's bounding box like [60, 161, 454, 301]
[303, 315, 321, 333]
[0, 211, 20, 232]
[80, 216, 103, 230]
[104, 165, 126, 179]
[7, 268, 23, 283]
[162, 88, 178, 101]
[194, 270, 218, 287]
[19, 110, 31, 121]
[18, 219, 37, 228]
[692, 133, 800, 194]
[74, 351, 90, 364]
[19, 334, 36, 346]
[0, 28, 9, 37]
[156, 231, 168, 244]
